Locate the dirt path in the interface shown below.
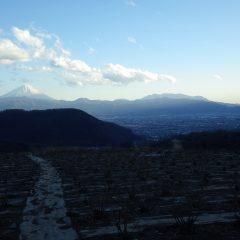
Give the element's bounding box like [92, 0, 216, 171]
[20, 155, 78, 240]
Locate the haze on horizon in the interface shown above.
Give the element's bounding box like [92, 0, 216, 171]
[0, 0, 240, 103]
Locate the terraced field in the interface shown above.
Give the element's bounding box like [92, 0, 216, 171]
[42, 148, 240, 239]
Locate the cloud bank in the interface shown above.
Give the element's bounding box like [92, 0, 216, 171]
[0, 39, 29, 64]
[0, 26, 176, 86]
[12, 27, 43, 47]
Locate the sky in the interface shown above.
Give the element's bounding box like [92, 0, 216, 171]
[0, 0, 240, 103]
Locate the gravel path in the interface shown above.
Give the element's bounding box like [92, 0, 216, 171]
[20, 155, 78, 240]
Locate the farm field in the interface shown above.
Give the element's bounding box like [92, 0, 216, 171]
[1, 148, 240, 239]
[41, 148, 240, 239]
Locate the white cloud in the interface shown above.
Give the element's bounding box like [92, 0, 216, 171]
[102, 64, 176, 85]
[127, 36, 137, 44]
[61, 69, 105, 86]
[0, 39, 29, 64]
[58, 63, 176, 86]
[213, 74, 223, 81]
[157, 74, 177, 84]
[17, 65, 52, 73]
[54, 37, 71, 57]
[0, 26, 176, 86]
[126, 0, 136, 7]
[61, 72, 83, 86]
[12, 27, 43, 48]
[52, 56, 91, 73]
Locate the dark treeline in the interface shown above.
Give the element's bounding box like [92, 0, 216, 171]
[157, 130, 240, 150]
[0, 141, 30, 153]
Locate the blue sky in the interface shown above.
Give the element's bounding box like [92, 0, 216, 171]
[0, 0, 240, 103]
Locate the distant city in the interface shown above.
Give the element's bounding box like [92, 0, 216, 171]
[104, 114, 240, 140]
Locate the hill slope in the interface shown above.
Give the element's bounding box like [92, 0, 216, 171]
[0, 109, 137, 146]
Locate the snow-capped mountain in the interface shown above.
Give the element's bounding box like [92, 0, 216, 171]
[2, 84, 53, 100]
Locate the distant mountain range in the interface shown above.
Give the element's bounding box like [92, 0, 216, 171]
[1, 84, 240, 117]
[0, 109, 137, 147]
[141, 93, 208, 101]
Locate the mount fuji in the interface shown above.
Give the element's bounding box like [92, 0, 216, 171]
[2, 84, 53, 100]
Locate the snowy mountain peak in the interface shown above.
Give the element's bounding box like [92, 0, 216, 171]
[2, 84, 53, 100]
[17, 84, 41, 95]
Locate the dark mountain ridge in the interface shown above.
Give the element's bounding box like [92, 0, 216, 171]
[0, 109, 138, 147]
